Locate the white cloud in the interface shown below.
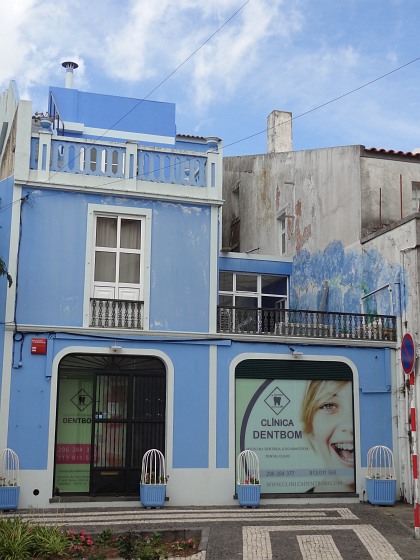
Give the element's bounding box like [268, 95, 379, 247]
[102, 1, 303, 109]
[1, 0, 418, 154]
[190, 1, 303, 110]
[0, 0, 121, 102]
[0, 0, 304, 114]
[0, 0, 37, 86]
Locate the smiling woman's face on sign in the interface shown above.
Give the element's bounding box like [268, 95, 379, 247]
[311, 382, 354, 474]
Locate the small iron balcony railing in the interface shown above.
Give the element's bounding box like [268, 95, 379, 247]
[217, 306, 397, 342]
[90, 298, 143, 329]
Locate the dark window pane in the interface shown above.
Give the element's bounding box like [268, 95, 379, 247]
[261, 275, 287, 295]
[236, 296, 258, 308]
[262, 296, 287, 309]
[236, 274, 257, 292]
[219, 271, 233, 291]
[219, 294, 233, 306]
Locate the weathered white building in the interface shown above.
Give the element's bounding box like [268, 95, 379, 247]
[223, 112, 420, 504]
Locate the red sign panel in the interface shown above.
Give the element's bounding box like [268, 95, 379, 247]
[31, 338, 47, 355]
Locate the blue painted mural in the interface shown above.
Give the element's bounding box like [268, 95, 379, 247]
[290, 240, 407, 317]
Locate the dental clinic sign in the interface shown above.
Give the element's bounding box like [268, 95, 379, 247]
[236, 377, 355, 494]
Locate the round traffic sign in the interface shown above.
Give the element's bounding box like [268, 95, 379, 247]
[401, 333, 415, 374]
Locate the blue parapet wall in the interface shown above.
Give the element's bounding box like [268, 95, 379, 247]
[49, 87, 176, 142]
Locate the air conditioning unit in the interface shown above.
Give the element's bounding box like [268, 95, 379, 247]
[219, 309, 233, 332]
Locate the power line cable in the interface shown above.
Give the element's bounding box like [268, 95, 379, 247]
[223, 56, 420, 150]
[0, 1, 250, 214]
[38, 0, 250, 185]
[104, 0, 250, 135]
[1, 55, 419, 216]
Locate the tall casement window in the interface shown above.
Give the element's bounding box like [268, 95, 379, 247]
[412, 182, 420, 212]
[86, 205, 151, 329]
[278, 214, 287, 255]
[93, 215, 143, 301]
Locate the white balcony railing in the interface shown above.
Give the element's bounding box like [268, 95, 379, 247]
[30, 135, 217, 189]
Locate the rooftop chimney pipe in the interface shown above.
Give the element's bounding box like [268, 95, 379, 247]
[62, 61, 79, 89]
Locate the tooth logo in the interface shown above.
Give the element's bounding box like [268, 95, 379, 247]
[265, 387, 290, 415]
[71, 389, 93, 412]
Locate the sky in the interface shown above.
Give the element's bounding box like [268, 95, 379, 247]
[1, 0, 419, 156]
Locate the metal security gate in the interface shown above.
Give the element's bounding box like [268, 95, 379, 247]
[91, 371, 166, 495]
[54, 354, 166, 496]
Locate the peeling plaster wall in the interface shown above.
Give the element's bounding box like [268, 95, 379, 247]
[361, 155, 420, 237]
[362, 217, 420, 332]
[223, 145, 362, 256]
[360, 217, 420, 502]
[223, 147, 417, 319]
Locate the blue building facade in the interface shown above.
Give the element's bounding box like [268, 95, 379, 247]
[0, 73, 397, 508]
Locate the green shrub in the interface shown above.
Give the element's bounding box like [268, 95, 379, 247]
[0, 517, 33, 560]
[95, 528, 115, 547]
[117, 530, 164, 560]
[31, 524, 69, 558]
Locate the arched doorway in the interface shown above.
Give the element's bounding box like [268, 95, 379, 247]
[54, 354, 166, 496]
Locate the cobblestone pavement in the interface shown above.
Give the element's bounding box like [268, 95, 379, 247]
[9, 502, 420, 559]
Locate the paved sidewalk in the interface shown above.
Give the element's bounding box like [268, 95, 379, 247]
[8, 502, 420, 559]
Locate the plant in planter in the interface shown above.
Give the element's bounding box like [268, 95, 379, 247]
[34, 111, 53, 130]
[366, 445, 396, 505]
[243, 476, 260, 485]
[236, 449, 261, 508]
[0, 448, 20, 511]
[143, 472, 169, 485]
[140, 449, 168, 508]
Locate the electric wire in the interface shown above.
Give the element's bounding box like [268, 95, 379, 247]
[97, 0, 250, 137]
[0, 53, 418, 218]
[223, 56, 420, 151]
[25, 0, 250, 191]
[0, 1, 250, 217]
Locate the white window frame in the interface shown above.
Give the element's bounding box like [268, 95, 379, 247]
[412, 181, 420, 212]
[93, 214, 143, 301]
[278, 213, 287, 255]
[219, 272, 288, 308]
[83, 204, 152, 328]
